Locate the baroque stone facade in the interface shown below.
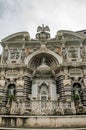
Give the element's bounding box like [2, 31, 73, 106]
[0, 24, 86, 116]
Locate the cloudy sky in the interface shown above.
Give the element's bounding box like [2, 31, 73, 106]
[0, 0, 86, 52]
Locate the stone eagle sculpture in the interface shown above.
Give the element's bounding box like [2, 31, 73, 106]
[37, 24, 50, 32]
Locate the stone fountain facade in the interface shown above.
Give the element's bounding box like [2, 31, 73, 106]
[0, 25, 86, 128]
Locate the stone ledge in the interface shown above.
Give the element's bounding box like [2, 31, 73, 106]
[0, 115, 86, 128]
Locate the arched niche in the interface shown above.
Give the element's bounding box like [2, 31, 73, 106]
[7, 84, 16, 103]
[25, 52, 61, 71]
[24, 47, 63, 71]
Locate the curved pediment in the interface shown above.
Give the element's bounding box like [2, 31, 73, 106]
[1, 31, 30, 42]
[56, 30, 85, 40]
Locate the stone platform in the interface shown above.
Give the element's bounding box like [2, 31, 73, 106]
[0, 115, 86, 128]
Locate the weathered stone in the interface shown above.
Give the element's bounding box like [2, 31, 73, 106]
[0, 25, 85, 128]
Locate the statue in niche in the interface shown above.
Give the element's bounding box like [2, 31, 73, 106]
[8, 86, 15, 95]
[62, 49, 67, 61]
[21, 50, 25, 62]
[3, 50, 8, 63]
[73, 85, 81, 104]
[6, 85, 16, 111]
[80, 48, 85, 60]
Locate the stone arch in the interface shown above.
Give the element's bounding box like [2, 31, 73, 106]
[25, 48, 63, 70]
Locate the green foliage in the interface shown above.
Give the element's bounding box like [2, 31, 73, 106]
[74, 94, 79, 101]
[8, 94, 15, 102]
[0, 96, 2, 101]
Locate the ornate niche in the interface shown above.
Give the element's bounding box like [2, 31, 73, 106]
[38, 83, 49, 109]
[73, 83, 83, 107]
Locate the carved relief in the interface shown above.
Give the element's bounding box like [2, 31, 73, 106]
[6, 70, 18, 79]
[69, 68, 82, 78]
[0, 80, 5, 87]
[67, 47, 78, 58]
[63, 80, 71, 86]
[16, 80, 24, 87]
[10, 49, 20, 60]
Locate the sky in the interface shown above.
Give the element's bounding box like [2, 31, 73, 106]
[0, 0, 86, 53]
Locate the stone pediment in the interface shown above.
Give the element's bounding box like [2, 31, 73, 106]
[56, 30, 85, 40]
[1, 32, 30, 42]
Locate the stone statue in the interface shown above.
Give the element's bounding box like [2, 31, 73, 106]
[1, 107, 7, 114]
[80, 48, 84, 60]
[71, 102, 76, 114]
[21, 50, 25, 63]
[20, 99, 26, 115]
[74, 86, 81, 104]
[16, 98, 26, 115]
[10, 100, 18, 114]
[17, 99, 21, 114]
[3, 51, 8, 63]
[36, 24, 50, 40]
[62, 49, 67, 62]
[8, 86, 15, 95]
[37, 24, 50, 32]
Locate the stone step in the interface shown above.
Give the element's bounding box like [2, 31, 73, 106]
[0, 128, 86, 130]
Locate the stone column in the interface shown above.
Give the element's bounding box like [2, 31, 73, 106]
[56, 72, 65, 102]
[63, 67, 72, 102]
[23, 75, 32, 98]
